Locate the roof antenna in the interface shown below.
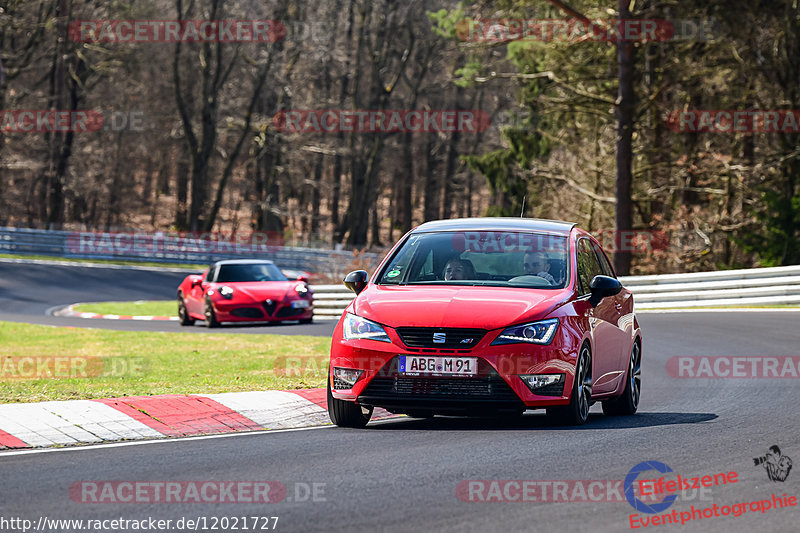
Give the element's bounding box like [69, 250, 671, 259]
[520, 195, 526, 218]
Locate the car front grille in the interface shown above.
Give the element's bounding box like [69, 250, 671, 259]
[262, 301, 277, 316]
[366, 376, 517, 399]
[359, 357, 520, 405]
[276, 307, 306, 317]
[395, 327, 486, 349]
[231, 307, 265, 319]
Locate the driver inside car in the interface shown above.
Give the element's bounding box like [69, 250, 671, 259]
[523, 251, 556, 285]
[443, 258, 475, 281]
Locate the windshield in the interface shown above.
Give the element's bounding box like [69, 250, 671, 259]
[378, 231, 569, 289]
[215, 263, 287, 283]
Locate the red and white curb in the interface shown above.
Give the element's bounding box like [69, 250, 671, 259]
[54, 304, 178, 321]
[0, 389, 395, 449]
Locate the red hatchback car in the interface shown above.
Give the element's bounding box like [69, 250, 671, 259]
[177, 259, 313, 327]
[327, 218, 641, 427]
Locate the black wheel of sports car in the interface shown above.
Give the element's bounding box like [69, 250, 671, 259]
[204, 298, 220, 328]
[602, 341, 641, 416]
[327, 376, 372, 428]
[547, 344, 592, 426]
[177, 294, 195, 326]
[299, 317, 313, 324]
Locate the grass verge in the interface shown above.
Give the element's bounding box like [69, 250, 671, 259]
[72, 300, 175, 317]
[0, 253, 202, 270]
[0, 321, 330, 403]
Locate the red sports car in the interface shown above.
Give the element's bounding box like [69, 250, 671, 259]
[177, 259, 313, 327]
[327, 218, 641, 427]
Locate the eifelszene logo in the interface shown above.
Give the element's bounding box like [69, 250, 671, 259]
[625, 461, 678, 514]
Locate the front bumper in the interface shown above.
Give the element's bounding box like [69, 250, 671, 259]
[330, 332, 577, 412]
[212, 298, 313, 322]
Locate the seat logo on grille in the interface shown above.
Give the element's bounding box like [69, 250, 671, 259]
[432, 332, 446, 343]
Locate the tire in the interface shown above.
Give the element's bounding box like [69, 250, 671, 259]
[299, 317, 313, 324]
[547, 343, 592, 425]
[603, 341, 641, 416]
[204, 298, 220, 328]
[177, 294, 195, 326]
[327, 376, 372, 428]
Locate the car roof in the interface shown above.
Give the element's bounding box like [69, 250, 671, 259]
[211, 259, 276, 266]
[411, 217, 576, 235]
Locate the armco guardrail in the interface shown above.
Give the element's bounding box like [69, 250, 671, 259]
[621, 265, 800, 309]
[0, 226, 382, 276]
[311, 265, 800, 318]
[3, 227, 797, 317]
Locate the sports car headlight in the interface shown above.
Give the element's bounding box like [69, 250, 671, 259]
[295, 283, 309, 296]
[218, 286, 234, 299]
[491, 318, 559, 345]
[342, 313, 391, 343]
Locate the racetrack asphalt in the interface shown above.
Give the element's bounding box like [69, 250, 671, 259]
[1, 260, 798, 532]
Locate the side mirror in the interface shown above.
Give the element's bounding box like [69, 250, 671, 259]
[588, 275, 622, 307]
[296, 275, 309, 283]
[344, 270, 369, 295]
[189, 275, 203, 288]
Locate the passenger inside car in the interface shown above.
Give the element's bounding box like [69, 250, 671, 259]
[523, 251, 556, 284]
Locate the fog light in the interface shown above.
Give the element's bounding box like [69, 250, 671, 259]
[519, 374, 564, 395]
[333, 367, 364, 389]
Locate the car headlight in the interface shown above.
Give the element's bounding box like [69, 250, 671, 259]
[342, 313, 391, 342]
[295, 283, 309, 296]
[218, 286, 234, 299]
[491, 318, 559, 345]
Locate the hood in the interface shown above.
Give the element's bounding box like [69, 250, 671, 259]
[353, 284, 569, 330]
[213, 281, 293, 301]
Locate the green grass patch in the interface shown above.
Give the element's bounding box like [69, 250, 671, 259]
[72, 300, 176, 317]
[0, 321, 331, 403]
[0, 253, 202, 270]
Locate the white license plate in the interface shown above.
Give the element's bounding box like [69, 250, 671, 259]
[398, 355, 477, 376]
[291, 300, 310, 308]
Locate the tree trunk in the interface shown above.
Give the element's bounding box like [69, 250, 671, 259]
[614, 0, 635, 276]
[400, 131, 414, 232]
[423, 136, 440, 221]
